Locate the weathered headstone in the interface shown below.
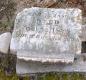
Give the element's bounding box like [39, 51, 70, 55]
[0, 32, 11, 54]
[10, 7, 82, 63]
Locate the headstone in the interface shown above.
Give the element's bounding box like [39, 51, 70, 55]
[10, 7, 82, 63]
[0, 32, 11, 54]
[17, 50, 74, 63]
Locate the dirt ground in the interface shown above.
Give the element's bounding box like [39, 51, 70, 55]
[16, 0, 86, 16]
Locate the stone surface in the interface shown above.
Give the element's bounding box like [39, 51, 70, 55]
[16, 57, 86, 74]
[17, 50, 74, 63]
[82, 24, 86, 41]
[10, 7, 82, 62]
[82, 17, 86, 41]
[0, 32, 11, 54]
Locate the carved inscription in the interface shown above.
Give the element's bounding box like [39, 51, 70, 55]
[11, 8, 81, 55]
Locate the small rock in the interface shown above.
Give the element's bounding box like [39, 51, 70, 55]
[0, 32, 11, 54]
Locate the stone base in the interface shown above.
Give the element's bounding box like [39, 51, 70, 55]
[16, 56, 86, 74]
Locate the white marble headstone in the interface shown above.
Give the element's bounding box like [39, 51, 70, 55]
[10, 7, 82, 63]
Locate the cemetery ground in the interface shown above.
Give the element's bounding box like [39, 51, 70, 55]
[0, 0, 86, 80]
[0, 53, 86, 80]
